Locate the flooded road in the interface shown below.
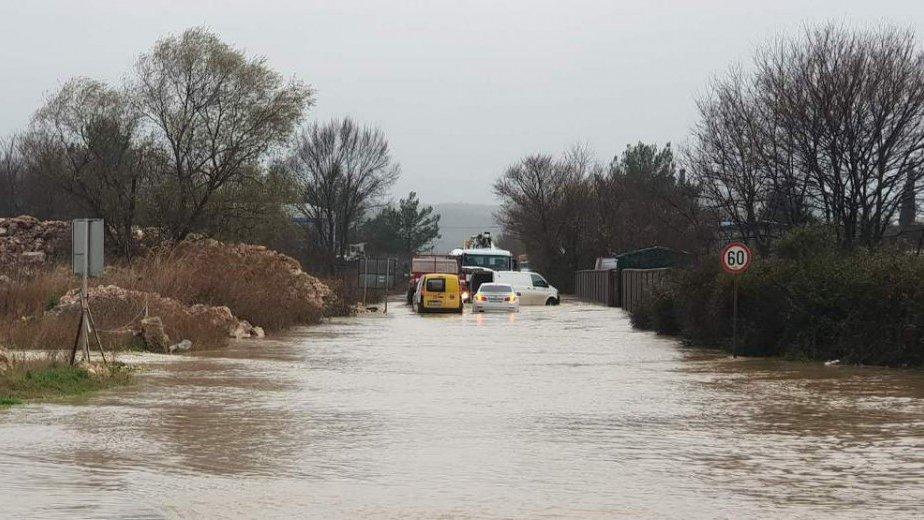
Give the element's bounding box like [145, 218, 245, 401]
[1, 301, 923, 519]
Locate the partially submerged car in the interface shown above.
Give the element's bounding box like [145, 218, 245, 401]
[414, 273, 464, 314]
[492, 271, 560, 305]
[472, 283, 519, 313]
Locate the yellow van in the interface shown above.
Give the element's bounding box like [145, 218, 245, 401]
[414, 273, 463, 314]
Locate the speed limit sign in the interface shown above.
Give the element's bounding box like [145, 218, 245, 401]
[721, 242, 752, 274]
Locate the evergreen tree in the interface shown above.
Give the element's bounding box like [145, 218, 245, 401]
[363, 192, 440, 256]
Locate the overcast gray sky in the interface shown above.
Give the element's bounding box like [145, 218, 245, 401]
[2, 1, 923, 204]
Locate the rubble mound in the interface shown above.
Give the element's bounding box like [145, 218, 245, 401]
[53, 284, 264, 352]
[177, 239, 331, 306]
[152, 239, 332, 328]
[0, 216, 70, 269]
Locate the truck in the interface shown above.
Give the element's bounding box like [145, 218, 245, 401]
[450, 232, 515, 301]
[406, 254, 460, 304]
[406, 232, 516, 304]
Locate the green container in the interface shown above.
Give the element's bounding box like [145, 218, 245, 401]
[612, 247, 688, 270]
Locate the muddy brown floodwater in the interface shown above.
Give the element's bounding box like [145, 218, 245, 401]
[1, 301, 923, 519]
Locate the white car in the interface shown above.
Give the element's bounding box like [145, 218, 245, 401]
[492, 271, 560, 305]
[472, 283, 520, 312]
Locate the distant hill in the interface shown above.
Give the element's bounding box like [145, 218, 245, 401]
[429, 203, 501, 253]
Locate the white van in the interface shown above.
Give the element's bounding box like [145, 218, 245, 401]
[492, 271, 560, 306]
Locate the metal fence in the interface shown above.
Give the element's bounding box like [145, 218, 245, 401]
[357, 257, 400, 289]
[574, 269, 619, 306]
[620, 268, 671, 313]
[574, 267, 672, 312]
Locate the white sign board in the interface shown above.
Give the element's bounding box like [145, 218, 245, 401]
[73, 219, 104, 277]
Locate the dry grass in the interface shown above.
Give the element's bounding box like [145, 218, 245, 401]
[1, 267, 79, 351]
[1, 240, 331, 352]
[0, 266, 74, 321]
[105, 241, 327, 332]
[319, 277, 361, 317]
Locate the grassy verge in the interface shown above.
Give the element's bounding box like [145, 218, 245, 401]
[1, 357, 132, 407]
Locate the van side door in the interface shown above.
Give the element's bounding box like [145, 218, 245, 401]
[530, 273, 551, 304]
[507, 274, 532, 304]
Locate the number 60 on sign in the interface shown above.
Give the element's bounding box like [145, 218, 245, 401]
[721, 242, 752, 274]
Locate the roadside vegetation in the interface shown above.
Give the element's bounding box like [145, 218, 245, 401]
[490, 24, 924, 366]
[0, 237, 335, 353]
[0, 26, 416, 276]
[630, 227, 924, 366]
[0, 26, 405, 364]
[1, 354, 133, 407]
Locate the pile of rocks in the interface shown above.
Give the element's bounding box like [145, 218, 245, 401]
[0, 216, 70, 268]
[53, 284, 265, 353]
[0, 347, 11, 373]
[173, 238, 332, 313]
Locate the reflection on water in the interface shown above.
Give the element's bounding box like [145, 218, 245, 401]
[1, 301, 922, 519]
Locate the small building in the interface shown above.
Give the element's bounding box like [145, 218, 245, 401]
[595, 246, 689, 271]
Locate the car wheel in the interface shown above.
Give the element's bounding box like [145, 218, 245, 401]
[545, 297, 559, 306]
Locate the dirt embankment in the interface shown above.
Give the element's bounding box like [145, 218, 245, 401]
[1, 217, 337, 354]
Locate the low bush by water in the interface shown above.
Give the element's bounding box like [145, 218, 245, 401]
[630, 227, 924, 366]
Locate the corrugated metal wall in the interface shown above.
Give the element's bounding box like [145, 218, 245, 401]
[573, 269, 618, 306]
[620, 268, 671, 313]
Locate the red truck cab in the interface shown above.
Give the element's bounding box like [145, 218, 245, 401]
[406, 255, 461, 304]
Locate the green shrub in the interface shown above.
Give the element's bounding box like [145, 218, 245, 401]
[1, 357, 132, 404]
[631, 228, 924, 366]
[630, 286, 681, 335]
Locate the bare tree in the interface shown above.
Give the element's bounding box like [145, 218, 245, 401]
[31, 78, 151, 256]
[289, 118, 400, 268]
[494, 150, 598, 288]
[690, 24, 924, 248]
[133, 27, 313, 241]
[0, 134, 24, 216]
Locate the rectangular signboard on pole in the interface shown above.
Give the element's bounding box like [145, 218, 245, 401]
[72, 219, 104, 277]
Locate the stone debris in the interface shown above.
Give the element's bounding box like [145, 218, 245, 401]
[171, 238, 332, 313]
[231, 320, 255, 339]
[54, 285, 267, 352]
[168, 339, 193, 353]
[140, 316, 170, 353]
[0, 348, 11, 372]
[76, 360, 111, 377]
[6, 217, 334, 351]
[0, 216, 70, 269]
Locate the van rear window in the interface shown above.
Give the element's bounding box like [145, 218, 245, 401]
[425, 278, 446, 292]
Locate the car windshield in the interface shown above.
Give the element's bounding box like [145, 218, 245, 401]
[479, 284, 512, 293]
[425, 278, 446, 292]
[462, 254, 511, 270]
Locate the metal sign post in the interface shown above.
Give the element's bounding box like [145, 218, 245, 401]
[383, 258, 391, 314]
[70, 219, 107, 366]
[721, 242, 753, 358]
